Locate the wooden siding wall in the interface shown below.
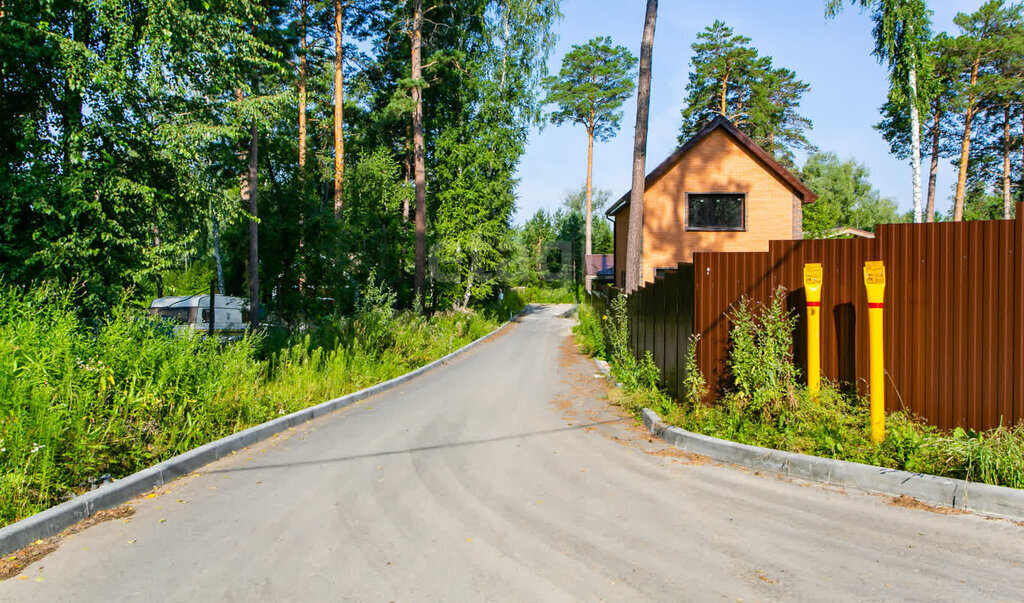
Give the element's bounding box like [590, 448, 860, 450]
[615, 205, 1024, 432]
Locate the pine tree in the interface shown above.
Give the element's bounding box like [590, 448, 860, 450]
[627, 0, 658, 293]
[948, 0, 1023, 221]
[679, 21, 812, 164]
[542, 37, 636, 290]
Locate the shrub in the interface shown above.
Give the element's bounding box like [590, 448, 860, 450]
[727, 289, 800, 421]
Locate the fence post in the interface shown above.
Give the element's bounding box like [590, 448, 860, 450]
[208, 279, 217, 337]
[864, 261, 886, 442]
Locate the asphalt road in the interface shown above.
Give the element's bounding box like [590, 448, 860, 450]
[2, 304, 1022, 601]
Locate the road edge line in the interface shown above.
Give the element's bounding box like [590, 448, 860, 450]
[0, 305, 534, 556]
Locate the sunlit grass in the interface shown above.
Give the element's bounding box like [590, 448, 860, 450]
[0, 283, 515, 526]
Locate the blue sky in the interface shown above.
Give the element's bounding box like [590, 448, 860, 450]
[513, 0, 982, 224]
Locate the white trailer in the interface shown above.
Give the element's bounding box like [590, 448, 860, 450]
[148, 295, 249, 340]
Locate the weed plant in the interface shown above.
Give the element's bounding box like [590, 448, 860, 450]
[575, 289, 1024, 490]
[572, 301, 606, 358]
[0, 279, 511, 526]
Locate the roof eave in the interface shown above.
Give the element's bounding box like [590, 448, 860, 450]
[605, 116, 817, 217]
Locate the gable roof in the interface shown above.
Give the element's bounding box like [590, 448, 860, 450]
[606, 115, 817, 217]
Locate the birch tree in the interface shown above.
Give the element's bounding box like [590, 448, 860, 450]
[827, 0, 932, 223]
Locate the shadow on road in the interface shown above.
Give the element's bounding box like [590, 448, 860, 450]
[205, 419, 625, 475]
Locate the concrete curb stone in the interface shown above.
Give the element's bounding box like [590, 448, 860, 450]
[0, 305, 531, 556]
[639, 407, 1024, 521]
[594, 358, 1024, 521]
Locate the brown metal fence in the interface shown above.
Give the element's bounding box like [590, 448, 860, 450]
[598, 204, 1024, 432]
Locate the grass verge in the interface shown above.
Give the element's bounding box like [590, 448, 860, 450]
[574, 290, 1024, 490]
[0, 281, 522, 527]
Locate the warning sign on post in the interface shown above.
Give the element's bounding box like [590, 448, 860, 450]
[863, 261, 885, 286]
[804, 263, 822, 291]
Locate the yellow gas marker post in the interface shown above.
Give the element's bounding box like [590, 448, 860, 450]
[863, 261, 886, 442]
[803, 263, 823, 400]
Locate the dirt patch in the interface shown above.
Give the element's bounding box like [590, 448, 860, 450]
[887, 495, 966, 515]
[0, 505, 135, 580]
[645, 447, 711, 464]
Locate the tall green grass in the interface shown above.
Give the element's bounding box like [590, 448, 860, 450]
[574, 290, 1024, 490]
[519, 284, 578, 304]
[0, 281, 514, 526]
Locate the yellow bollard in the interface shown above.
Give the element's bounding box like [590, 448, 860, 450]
[803, 263, 823, 400]
[863, 261, 886, 442]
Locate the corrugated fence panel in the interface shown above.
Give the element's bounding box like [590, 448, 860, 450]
[618, 205, 1024, 432]
[662, 270, 680, 400]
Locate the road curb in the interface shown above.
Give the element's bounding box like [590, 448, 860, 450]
[640, 407, 1024, 521]
[0, 306, 530, 556]
[592, 359, 1024, 520]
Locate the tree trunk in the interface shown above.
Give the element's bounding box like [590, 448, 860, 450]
[909, 65, 922, 223]
[412, 0, 427, 306]
[403, 124, 412, 222]
[297, 0, 308, 266]
[953, 59, 979, 222]
[246, 121, 260, 330]
[212, 207, 225, 294]
[584, 124, 594, 292]
[333, 0, 345, 216]
[719, 70, 729, 116]
[152, 212, 162, 297]
[1003, 104, 1013, 219]
[459, 264, 474, 310]
[926, 101, 941, 222]
[625, 0, 657, 293]
[298, 0, 308, 176]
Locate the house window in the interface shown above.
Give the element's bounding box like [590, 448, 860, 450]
[686, 193, 745, 231]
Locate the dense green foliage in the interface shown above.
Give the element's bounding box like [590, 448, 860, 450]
[0, 280, 518, 526]
[0, 0, 561, 317]
[575, 291, 1024, 490]
[514, 188, 612, 289]
[866, 1, 1024, 221]
[679, 20, 813, 166]
[801, 152, 904, 235]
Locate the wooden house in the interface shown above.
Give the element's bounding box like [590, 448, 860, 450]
[605, 116, 817, 285]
